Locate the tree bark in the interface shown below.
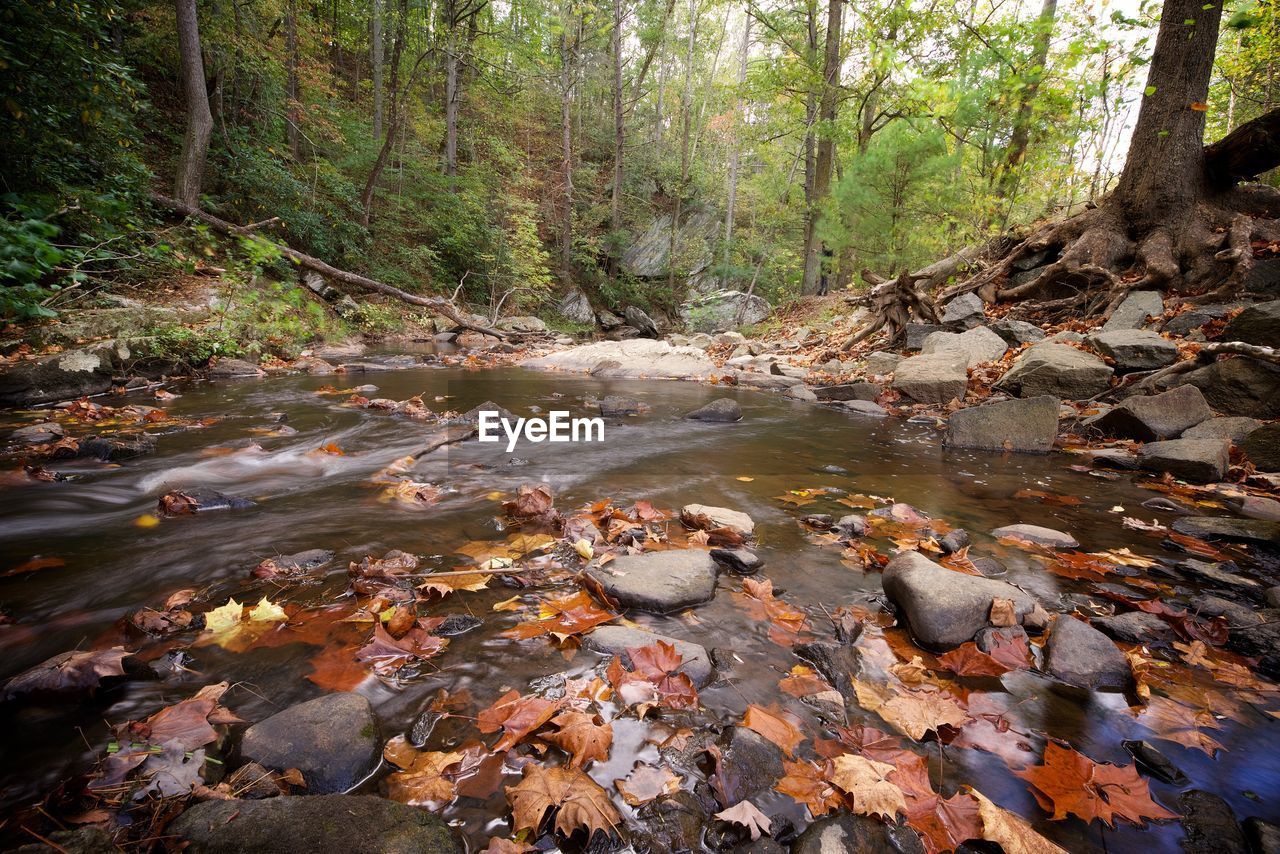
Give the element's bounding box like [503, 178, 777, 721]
[372, 0, 384, 139]
[723, 11, 750, 271]
[174, 0, 213, 207]
[285, 0, 301, 159]
[359, 0, 409, 226]
[801, 0, 843, 296]
[559, 2, 577, 284]
[994, 0, 1058, 200]
[610, 0, 625, 239]
[445, 28, 459, 183]
[668, 0, 700, 293]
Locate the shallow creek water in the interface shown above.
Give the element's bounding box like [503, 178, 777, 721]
[1, 354, 1278, 852]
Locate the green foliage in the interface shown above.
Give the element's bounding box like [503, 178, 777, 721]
[349, 302, 401, 333]
[145, 324, 244, 365]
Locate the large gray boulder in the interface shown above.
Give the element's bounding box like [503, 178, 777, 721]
[582, 625, 712, 687]
[891, 353, 968, 404]
[921, 326, 1008, 367]
[1101, 290, 1164, 331]
[584, 550, 719, 613]
[238, 693, 380, 795]
[1241, 423, 1280, 471]
[1183, 417, 1263, 444]
[1172, 357, 1280, 418]
[557, 289, 595, 324]
[989, 318, 1046, 346]
[1085, 329, 1179, 372]
[0, 345, 125, 407]
[945, 395, 1059, 453]
[1087, 385, 1212, 441]
[1137, 438, 1229, 483]
[881, 552, 1038, 649]
[1172, 516, 1280, 546]
[679, 289, 770, 332]
[904, 323, 948, 350]
[1043, 616, 1133, 691]
[939, 292, 985, 329]
[170, 795, 460, 854]
[1221, 299, 1280, 346]
[995, 343, 1113, 399]
[522, 340, 716, 380]
[625, 305, 659, 338]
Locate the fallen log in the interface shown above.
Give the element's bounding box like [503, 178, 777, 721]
[149, 192, 508, 339]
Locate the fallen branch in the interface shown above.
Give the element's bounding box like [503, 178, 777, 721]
[149, 192, 508, 339]
[1137, 340, 1280, 391]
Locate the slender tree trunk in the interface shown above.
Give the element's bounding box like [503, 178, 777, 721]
[723, 11, 750, 272]
[360, 0, 408, 225]
[668, 0, 699, 293]
[445, 30, 459, 183]
[610, 0, 625, 239]
[372, 0, 384, 139]
[285, 0, 301, 158]
[801, 0, 843, 296]
[174, 0, 213, 207]
[560, 4, 576, 283]
[994, 0, 1058, 199]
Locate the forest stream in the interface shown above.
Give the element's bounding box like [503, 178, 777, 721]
[2, 351, 1279, 852]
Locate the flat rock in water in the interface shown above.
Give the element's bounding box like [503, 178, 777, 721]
[944, 395, 1058, 453]
[582, 625, 713, 687]
[881, 551, 1038, 649]
[238, 693, 380, 794]
[891, 353, 968, 405]
[791, 813, 926, 854]
[786, 385, 819, 402]
[1087, 385, 1212, 441]
[1245, 818, 1280, 854]
[79, 434, 156, 461]
[10, 422, 63, 444]
[1221, 299, 1280, 347]
[685, 398, 742, 422]
[1197, 595, 1263, 627]
[584, 550, 719, 614]
[921, 326, 1008, 367]
[1183, 416, 1262, 444]
[813, 382, 880, 402]
[0, 347, 120, 407]
[710, 547, 762, 574]
[1043, 615, 1133, 691]
[995, 343, 1113, 400]
[991, 524, 1079, 548]
[1173, 357, 1280, 419]
[1085, 329, 1179, 372]
[522, 340, 715, 380]
[1172, 516, 1280, 546]
[459, 400, 516, 424]
[169, 795, 460, 854]
[598, 395, 646, 416]
[1101, 290, 1164, 331]
[1178, 559, 1259, 590]
[161, 487, 256, 514]
[837, 399, 889, 418]
[1241, 423, 1280, 471]
[681, 503, 754, 535]
[1179, 790, 1248, 854]
[1137, 438, 1229, 483]
[713, 726, 786, 802]
[207, 358, 266, 378]
[989, 318, 1046, 346]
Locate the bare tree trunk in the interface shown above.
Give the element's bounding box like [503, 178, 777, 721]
[994, 0, 1058, 200]
[801, 0, 843, 296]
[559, 3, 577, 283]
[610, 0, 625, 240]
[723, 11, 750, 272]
[445, 31, 459, 183]
[360, 0, 408, 226]
[372, 0, 384, 139]
[285, 0, 301, 158]
[174, 0, 213, 207]
[668, 0, 699, 293]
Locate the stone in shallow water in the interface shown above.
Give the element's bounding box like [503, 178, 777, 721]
[991, 524, 1078, 548]
[813, 382, 880, 402]
[1043, 615, 1133, 691]
[792, 813, 926, 854]
[1172, 516, 1280, 546]
[945, 395, 1058, 453]
[1179, 790, 1248, 854]
[837, 400, 889, 418]
[710, 547, 762, 574]
[584, 550, 719, 614]
[1137, 438, 1229, 484]
[681, 503, 754, 535]
[685, 398, 742, 422]
[598, 395, 646, 416]
[1092, 611, 1172, 644]
[238, 693, 380, 795]
[582, 625, 712, 687]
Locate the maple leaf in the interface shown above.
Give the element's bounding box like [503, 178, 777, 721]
[830, 724, 904, 762]
[779, 664, 833, 698]
[541, 711, 613, 768]
[1135, 695, 1226, 756]
[734, 577, 810, 646]
[1, 648, 131, 700]
[478, 690, 561, 751]
[971, 789, 1069, 854]
[743, 704, 805, 758]
[608, 641, 699, 713]
[1015, 741, 1178, 827]
[382, 736, 465, 805]
[937, 642, 1015, 678]
[502, 590, 616, 642]
[716, 800, 772, 840]
[876, 690, 971, 740]
[615, 763, 681, 805]
[507, 765, 620, 840]
[504, 484, 556, 519]
[355, 622, 448, 673]
[829, 754, 907, 819]
[775, 759, 842, 817]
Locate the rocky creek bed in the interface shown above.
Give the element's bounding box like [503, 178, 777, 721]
[0, 339, 1279, 853]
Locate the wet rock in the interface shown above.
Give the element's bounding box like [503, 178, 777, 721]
[1227, 494, 1280, 522]
[686, 398, 743, 422]
[921, 326, 1008, 367]
[292, 355, 336, 375]
[814, 382, 880, 402]
[583, 625, 713, 687]
[10, 421, 63, 444]
[599, 395, 647, 416]
[991, 524, 1079, 548]
[1088, 385, 1212, 441]
[971, 556, 1007, 577]
[795, 641, 862, 698]
[1142, 496, 1195, 514]
[1177, 559, 1259, 590]
[1244, 818, 1280, 854]
[786, 385, 819, 402]
[1137, 438, 1229, 484]
[460, 400, 517, 424]
[169, 795, 460, 854]
[638, 791, 708, 854]
[713, 727, 785, 802]
[1123, 740, 1188, 785]
[682, 504, 755, 536]
[1179, 790, 1247, 854]
[881, 552, 1038, 649]
[940, 292, 985, 330]
[864, 351, 903, 374]
[904, 323, 948, 350]
[1267, 587, 1280, 609]
[1043, 615, 1133, 692]
[1092, 611, 1172, 644]
[1227, 621, 1280, 680]
[625, 305, 659, 338]
[252, 549, 336, 579]
[711, 548, 763, 574]
[207, 358, 265, 378]
[975, 625, 1027, 653]
[0, 346, 121, 407]
[945, 394, 1059, 453]
[1221, 299, 1280, 346]
[1101, 290, 1164, 331]
[835, 514, 868, 538]
[791, 813, 925, 854]
[891, 353, 968, 405]
[1196, 595, 1263, 627]
[1241, 423, 1280, 471]
[939, 529, 970, 554]
[238, 693, 380, 794]
[801, 514, 833, 529]
[159, 487, 256, 514]
[995, 343, 1113, 400]
[78, 434, 156, 461]
[837, 400, 890, 418]
[1172, 516, 1280, 546]
[523, 340, 716, 380]
[989, 318, 1046, 346]
[584, 550, 719, 614]
[1085, 329, 1179, 372]
[734, 371, 796, 390]
[435, 614, 482, 636]
[1085, 448, 1140, 469]
[1172, 357, 1280, 419]
[7, 827, 116, 854]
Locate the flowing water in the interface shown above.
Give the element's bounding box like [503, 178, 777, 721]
[1, 354, 1278, 852]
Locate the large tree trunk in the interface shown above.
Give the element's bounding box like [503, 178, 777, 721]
[444, 32, 459, 183]
[800, 0, 843, 296]
[174, 0, 213, 207]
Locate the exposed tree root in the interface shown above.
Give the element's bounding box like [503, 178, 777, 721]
[1133, 341, 1280, 394]
[835, 270, 940, 353]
